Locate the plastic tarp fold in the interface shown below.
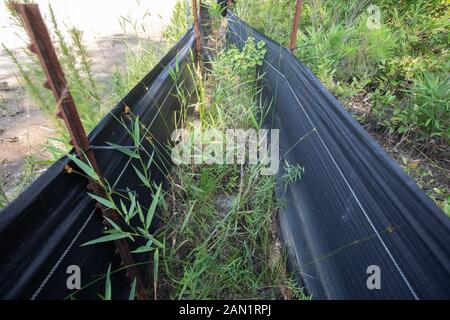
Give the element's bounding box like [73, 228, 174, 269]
[226, 12, 450, 299]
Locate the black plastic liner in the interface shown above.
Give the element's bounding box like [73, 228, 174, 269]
[1, 12, 449, 300]
[0, 29, 196, 300]
[226, 12, 450, 299]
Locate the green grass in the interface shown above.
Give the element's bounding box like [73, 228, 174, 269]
[0, 187, 8, 209]
[236, 0, 449, 141]
[235, 0, 449, 214]
[164, 36, 305, 298]
[0, 155, 50, 206]
[70, 22, 305, 299]
[281, 161, 305, 192]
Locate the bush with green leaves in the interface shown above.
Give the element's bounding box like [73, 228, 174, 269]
[236, 0, 449, 143]
[216, 38, 266, 76]
[208, 38, 267, 129]
[389, 72, 450, 139]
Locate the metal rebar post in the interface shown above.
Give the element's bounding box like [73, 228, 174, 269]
[289, 0, 303, 51]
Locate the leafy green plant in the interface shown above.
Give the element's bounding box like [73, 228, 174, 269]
[390, 72, 449, 139]
[281, 161, 305, 191]
[3, 155, 44, 202]
[208, 0, 226, 19]
[215, 38, 266, 77]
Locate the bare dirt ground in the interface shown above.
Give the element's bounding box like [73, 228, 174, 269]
[0, 0, 177, 201]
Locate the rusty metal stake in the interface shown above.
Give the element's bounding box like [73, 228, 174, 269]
[289, 0, 303, 52]
[11, 2, 148, 300]
[191, 0, 202, 63]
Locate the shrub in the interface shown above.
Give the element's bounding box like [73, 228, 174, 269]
[390, 72, 450, 139]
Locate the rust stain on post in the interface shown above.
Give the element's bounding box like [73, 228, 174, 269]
[192, 0, 202, 62]
[11, 2, 148, 300]
[289, 0, 303, 51]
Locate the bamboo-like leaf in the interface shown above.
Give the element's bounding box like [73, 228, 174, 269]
[81, 232, 130, 247]
[133, 116, 141, 147]
[105, 264, 112, 300]
[147, 234, 164, 249]
[127, 192, 137, 223]
[145, 184, 162, 230]
[153, 249, 159, 300]
[103, 217, 122, 232]
[137, 227, 164, 248]
[128, 278, 137, 300]
[106, 142, 140, 158]
[180, 201, 196, 233]
[128, 203, 138, 220]
[119, 199, 128, 218]
[146, 152, 154, 171]
[46, 144, 67, 157]
[136, 202, 145, 225]
[67, 154, 100, 182]
[88, 193, 115, 209]
[132, 164, 150, 188]
[131, 245, 154, 254]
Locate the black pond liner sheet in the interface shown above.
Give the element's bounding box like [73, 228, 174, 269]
[0, 12, 449, 300]
[226, 12, 450, 299]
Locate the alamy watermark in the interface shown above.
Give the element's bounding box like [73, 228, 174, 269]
[366, 265, 381, 290]
[171, 128, 280, 175]
[66, 265, 81, 290]
[367, 5, 381, 30]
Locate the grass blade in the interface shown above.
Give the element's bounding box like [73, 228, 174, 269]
[180, 200, 196, 233]
[67, 154, 100, 182]
[81, 232, 130, 247]
[145, 184, 162, 230]
[133, 116, 141, 147]
[128, 278, 137, 300]
[132, 164, 151, 188]
[153, 248, 159, 300]
[105, 264, 112, 300]
[106, 142, 140, 159]
[88, 193, 114, 209]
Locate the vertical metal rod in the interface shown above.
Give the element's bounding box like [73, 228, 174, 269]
[289, 0, 303, 51]
[11, 2, 148, 300]
[191, 0, 202, 62]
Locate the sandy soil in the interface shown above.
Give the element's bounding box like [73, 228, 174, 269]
[0, 0, 177, 200]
